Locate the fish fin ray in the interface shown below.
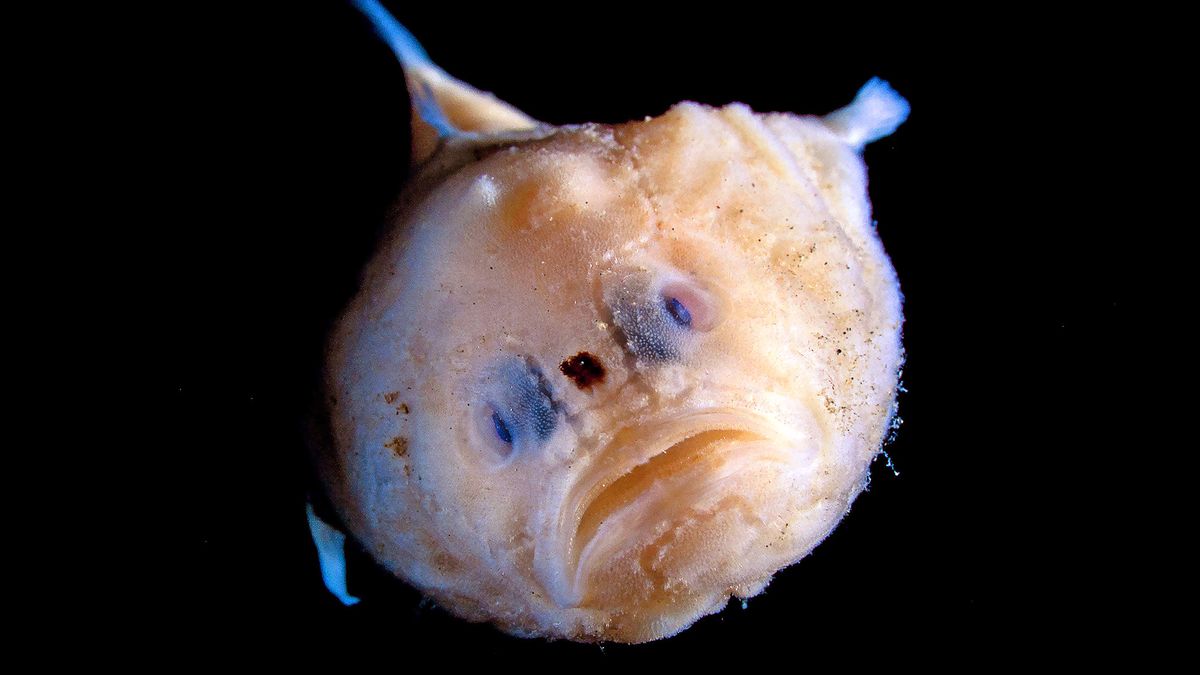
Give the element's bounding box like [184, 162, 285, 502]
[352, 0, 542, 165]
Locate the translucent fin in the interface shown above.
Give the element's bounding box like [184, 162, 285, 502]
[351, 0, 541, 164]
[823, 77, 910, 151]
[306, 502, 360, 606]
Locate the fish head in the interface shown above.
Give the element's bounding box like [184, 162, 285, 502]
[318, 1, 907, 643]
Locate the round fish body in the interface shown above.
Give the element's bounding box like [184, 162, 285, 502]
[312, 0, 908, 644]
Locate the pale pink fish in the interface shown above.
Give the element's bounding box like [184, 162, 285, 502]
[308, 0, 909, 643]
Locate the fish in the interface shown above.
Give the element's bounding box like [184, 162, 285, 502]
[307, 0, 909, 643]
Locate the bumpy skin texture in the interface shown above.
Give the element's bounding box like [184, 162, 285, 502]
[318, 102, 903, 643]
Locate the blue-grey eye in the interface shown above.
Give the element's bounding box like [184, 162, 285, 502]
[609, 289, 692, 362]
[509, 362, 557, 441]
[482, 357, 559, 454]
[491, 411, 513, 444]
[665, 297, 692, 327]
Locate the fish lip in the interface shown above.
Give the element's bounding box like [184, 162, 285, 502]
[556, 408, 795, 605]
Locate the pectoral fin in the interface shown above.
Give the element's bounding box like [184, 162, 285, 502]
[352, 0, 542, 165]
[306, 501, 360, 606]
[824, 77, 910, 151]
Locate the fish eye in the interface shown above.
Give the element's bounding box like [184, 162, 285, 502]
[475, 357, 559, 460]
[660, 280, 719, 333]
[607, 274, 719, 363]
[610, 297, 678, 362]
[664, 296, 692, 328]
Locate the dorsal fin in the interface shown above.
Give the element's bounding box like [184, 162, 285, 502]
[352, 0, 543, 165]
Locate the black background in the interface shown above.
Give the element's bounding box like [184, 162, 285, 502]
[146, 1, 1134, 662]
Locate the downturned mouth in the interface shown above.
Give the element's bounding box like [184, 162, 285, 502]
[574, 428, 758, 555]
[559, 410, 796, 602]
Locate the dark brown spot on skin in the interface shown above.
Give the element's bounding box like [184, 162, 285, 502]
[434, 552, 460, 574]
[560, 352, 606, 390]
[386, 436, 408, 458]
[384, 392, 410, 415]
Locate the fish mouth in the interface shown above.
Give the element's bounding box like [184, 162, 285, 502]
[558, 409, 805, 605]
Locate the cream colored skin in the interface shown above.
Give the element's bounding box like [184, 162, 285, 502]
[314, 1, 907, 643]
